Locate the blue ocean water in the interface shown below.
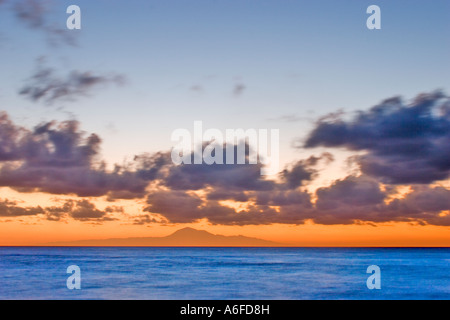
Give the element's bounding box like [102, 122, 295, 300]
[0, 247, 448, 300]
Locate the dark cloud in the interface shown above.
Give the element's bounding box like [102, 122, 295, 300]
[311, 176, 450, 226]
[312, 175, 388, 225]
[2, 87, 450, 226]
[385, 186, 450, 226]
[143, 189, 308, 226]
[0, 199, 44, 217]
[280, 153, 334, 189]
[0, 197, 121, 222]
[19, 63, 125, 105]
[69, 200, 113, 220]
[43, 199, 121, 221]
[315, 175, 385, 210]
[139, 145, 318, 225]
[0, 112, 27, 161]
[254, 189, 312, 207]
[201, 203, 283, 226]
[143, 172, 450, 226]
[0, 113, 282, 201]
[0, 112, 156, 198]
[134, 152, 172, 181]
[44, 200, 73, 221]
[141, 149, 321, 225]
[206, 188, 251, 202]
[163, 142, 276, 192]
[140, 144, 319, 225]
[132, 214, 160, 225]
[5, 173, 449, 226]
[144, 190, 205, 224]
[304, 91, 450, 184]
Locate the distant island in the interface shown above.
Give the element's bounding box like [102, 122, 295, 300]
[45, 227, 282, 247]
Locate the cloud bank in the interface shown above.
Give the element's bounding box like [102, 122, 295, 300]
[1, 91, 450, 226]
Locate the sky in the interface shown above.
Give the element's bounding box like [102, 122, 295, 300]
[0, 0, 449, 246]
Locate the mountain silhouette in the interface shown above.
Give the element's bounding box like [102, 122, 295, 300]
[46, 227, 281, 246]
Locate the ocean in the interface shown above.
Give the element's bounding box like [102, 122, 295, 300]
[0, 247, 448, 300]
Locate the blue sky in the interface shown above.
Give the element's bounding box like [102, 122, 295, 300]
[0, 0, 449, 168]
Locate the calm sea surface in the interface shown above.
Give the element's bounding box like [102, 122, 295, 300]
[0, 247, 448, 300]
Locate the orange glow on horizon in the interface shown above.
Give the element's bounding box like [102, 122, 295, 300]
[0, 219, 449, 247]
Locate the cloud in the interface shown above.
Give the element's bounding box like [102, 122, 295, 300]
[0, 199, 44, 217]
[2, 88, 450, 226]
[311, 176, 450, 226]
[5, 173, 449, 226]
[268, 114, 312, 123]
[206, 188, 251, 202]
[140, 145, 321, 225]
[254, 189, 312, 207]
[141, 148, 321, 225]
[0, 113, 284, 202]
[19, 62, 125, 105]
[67, 200, 117, 221]
[190, 85, 203, 93]
[44, 199, 122, 221]
[312, 175, 388, 224]
[132, 214, 160, 225]
[11, 0, 76, 46]
[316, 175, 385, 210]
[142, 163, 450, 226]
[143, 189, 303, 225]
[0, 112, 156, 198]
[0, 112, 28, 161]
[162, 142, 276, 192]
[233, 84, 246, 97]
[144, 190, 205, 224]
[304, 91, 450, 184]
[13, 0, 46, 28]
[0, 197, 121, 222]
[200, 203, 283, 226]
[280, 153, 334, 189]
[386, 186, 450, 226]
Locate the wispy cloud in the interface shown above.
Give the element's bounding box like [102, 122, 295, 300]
[268, 114, 312, 123]
[19, 61, 126, 105]
[233, 83, 246, 97]
[11, 0, 77, 46]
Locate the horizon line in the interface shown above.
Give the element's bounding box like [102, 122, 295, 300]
[1, 245, 449, 248]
